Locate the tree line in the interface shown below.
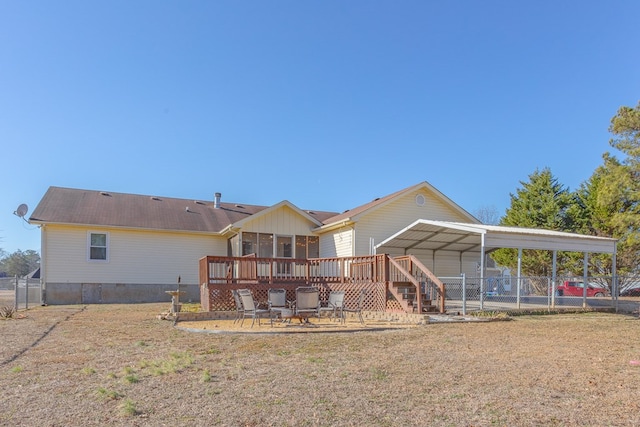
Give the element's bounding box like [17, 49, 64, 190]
[0, 249, 41, 278]
[489, 101, 640, 284]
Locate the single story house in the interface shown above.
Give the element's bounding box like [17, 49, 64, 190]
[29, 182, 617, 306]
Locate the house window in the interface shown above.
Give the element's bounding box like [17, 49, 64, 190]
[295, 235, 319, 258]
[258, 233, 273, 257]
[276, 236, 292, 258]
[242, 232, 318, 258]
[88, 232, 108, 262]
[241, 232, 258, 256]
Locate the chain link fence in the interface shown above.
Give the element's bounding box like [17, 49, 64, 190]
[440, 275, 632, 314]
[0, 276, 43, 310]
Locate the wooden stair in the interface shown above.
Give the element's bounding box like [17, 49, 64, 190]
[392, 282, 438, 313]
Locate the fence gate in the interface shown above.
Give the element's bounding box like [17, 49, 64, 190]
[0, 276, 43, 310]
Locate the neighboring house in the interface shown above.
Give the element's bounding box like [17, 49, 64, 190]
[29, 182, 481, 304]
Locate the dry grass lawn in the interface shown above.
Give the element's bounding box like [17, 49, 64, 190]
[2, 303, 640, 426]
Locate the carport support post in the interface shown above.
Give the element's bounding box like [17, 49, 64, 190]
[516, 248, 522, 309]
[479, 234, 485, 311]
[461, 273, 467, 315]
[551, 251, 557, 309]
[612, 245, 618, 313]
[583, 253, 589, 309]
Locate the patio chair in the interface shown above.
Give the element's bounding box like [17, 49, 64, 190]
[319, 290, 345, 323]
[237, 289, 271, 327]
[268, 288, 288, 321]
[231, 289, 244, 324]
[294, 286, 321, 321]
[343, 289, 367, 324]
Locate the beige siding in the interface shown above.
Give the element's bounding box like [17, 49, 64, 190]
[356, 189, 473, 256]
[319, 228, 353, 258]
[42, 225, 225, 285]
[241, 205, 317, 236]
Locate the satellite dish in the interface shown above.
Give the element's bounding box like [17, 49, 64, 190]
[14, 203, 28, 218]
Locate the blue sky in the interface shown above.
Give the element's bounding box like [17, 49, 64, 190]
[1, 1, 639, 255]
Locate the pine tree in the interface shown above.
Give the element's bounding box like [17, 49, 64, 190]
[491, 168, 575, 276]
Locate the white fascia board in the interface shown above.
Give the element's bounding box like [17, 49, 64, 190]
[375, 219, 486, 248]
[484, 232, 617, 254]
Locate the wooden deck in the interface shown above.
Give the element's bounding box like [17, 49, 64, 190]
[199, 254, 446, 314]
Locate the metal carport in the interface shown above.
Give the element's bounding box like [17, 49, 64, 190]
[376, 220, 618, 308]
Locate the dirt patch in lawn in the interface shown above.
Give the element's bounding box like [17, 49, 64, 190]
[2, 303, 640, 426]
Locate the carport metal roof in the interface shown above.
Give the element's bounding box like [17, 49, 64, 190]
[375, 220, 617, 255]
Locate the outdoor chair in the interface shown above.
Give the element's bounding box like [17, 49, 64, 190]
[268, 288, 288, 321]
[237, 289, 271, 327]
[343, 289, 367, 324]
[231, 289, 244, 324]
[319, 290, 345, 323]
[294, 286, 321, 321]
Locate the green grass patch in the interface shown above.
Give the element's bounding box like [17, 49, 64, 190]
[138, 351, 195, 376]
[201, 369, 212, 383]
[97, 387, 123, 400]
[120, 398, 139, 417]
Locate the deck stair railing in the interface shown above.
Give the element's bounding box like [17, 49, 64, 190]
[388, 255, 446, 313]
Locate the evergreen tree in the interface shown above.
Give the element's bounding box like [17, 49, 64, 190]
[491, 168, 575, 276]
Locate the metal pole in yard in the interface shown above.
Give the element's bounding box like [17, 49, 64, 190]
[461, 273, 466, 315]
[14, 275, 18, 310]
[25, 276, 29, 310]
[551, 251, 557, 309]
[516, 248, 522, 309]
[583, 253, 588, 309]
[479, 234, 485, 311]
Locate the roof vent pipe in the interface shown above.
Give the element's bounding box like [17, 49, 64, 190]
[214, 192, 221, 209]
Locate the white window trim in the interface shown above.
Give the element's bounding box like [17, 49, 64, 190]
[87, 231, 109, 263]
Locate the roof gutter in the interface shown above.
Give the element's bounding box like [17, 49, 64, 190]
[313, 219, 355, 233]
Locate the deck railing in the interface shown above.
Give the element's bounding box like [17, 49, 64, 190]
[199, 254, 445, 313]
[199, 255, 390, 312]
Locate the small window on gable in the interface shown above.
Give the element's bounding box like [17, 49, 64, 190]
[88, 232, 109, 262]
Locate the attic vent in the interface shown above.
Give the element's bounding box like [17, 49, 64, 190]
[307, 210, 316, 215]
[372, 197, 380, 202]
[185, 206, 191, 212]
[99, 192, 111, 197]
[235, 204, 244, 209]
[195, 200, 205, 205]
[151, 197, 162, 201]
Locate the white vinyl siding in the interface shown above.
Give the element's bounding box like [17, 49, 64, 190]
[319, 228, 353, 258]
[42, 225, 226, 285]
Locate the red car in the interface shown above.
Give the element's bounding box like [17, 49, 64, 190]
[555, 281, 608, 297]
